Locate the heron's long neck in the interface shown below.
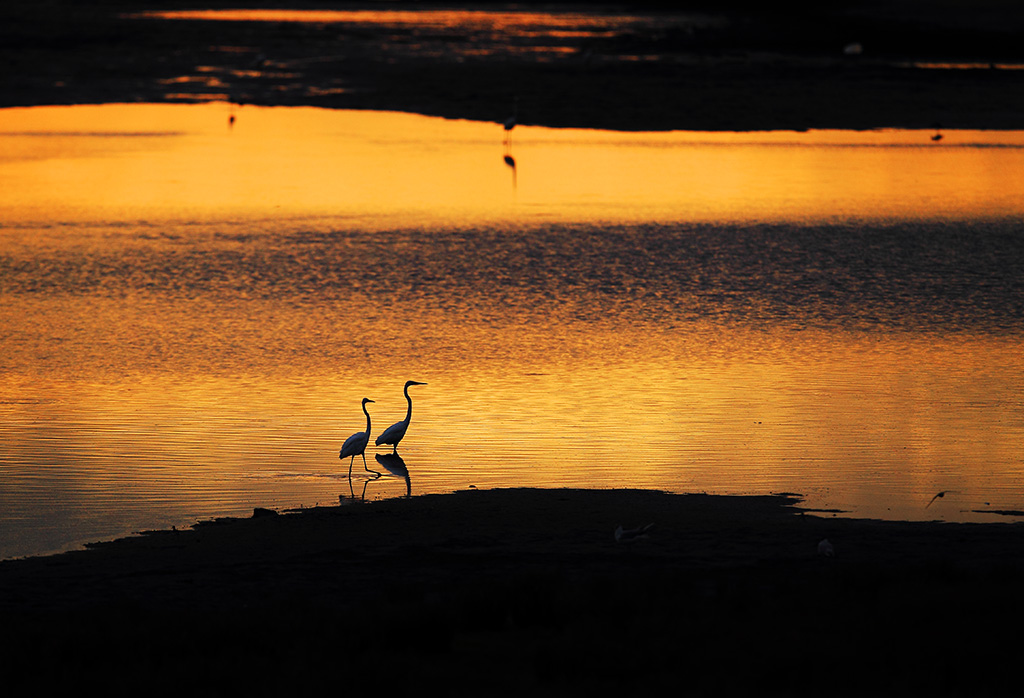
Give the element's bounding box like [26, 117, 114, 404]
[404, 387, 414, 423]
[363, 404, 372, 435]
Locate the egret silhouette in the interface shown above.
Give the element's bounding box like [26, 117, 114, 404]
[339, 398, 378, 478]
[375, 381, 427, 453]
[503, 97, 518, 147]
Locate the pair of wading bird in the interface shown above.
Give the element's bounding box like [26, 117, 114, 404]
[340, 380, 427, 478]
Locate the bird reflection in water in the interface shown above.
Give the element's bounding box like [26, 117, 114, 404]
[340, 453, 413, 502]
[376, 453, 412, 498]
[341, 475, 374, 503]
[503, 153, 517, 191]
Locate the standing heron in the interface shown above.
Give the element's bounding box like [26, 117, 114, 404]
[375, 380, 427, 453]
[340, 398, 377, 478]
[503, 97, 518, 147]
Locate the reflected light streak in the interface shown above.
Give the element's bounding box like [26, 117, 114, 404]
[133, 9, 676, 31]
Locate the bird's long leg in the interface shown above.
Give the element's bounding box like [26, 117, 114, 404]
[348, 456, 355, 480]
[363, 452, 381, 478]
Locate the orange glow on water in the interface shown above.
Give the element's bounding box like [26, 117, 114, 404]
[2, 103, 1024, 228]
[3, 102, 1024, 558]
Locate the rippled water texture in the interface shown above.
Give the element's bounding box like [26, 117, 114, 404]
[2, 103, 1024, 559]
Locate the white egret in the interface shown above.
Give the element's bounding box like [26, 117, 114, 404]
[615, 523, 654, 543]
[375, 380, 427, 453]
[340, 398, 377, 478]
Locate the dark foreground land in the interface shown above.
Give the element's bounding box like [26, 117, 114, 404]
[3, 488, 1024, 695]
[3, 0, 1024, 131]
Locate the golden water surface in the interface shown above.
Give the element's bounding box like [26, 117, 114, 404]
[2, 102, 1023, 559]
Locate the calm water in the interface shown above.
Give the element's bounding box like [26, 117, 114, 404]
[2, 103, 1024, 559]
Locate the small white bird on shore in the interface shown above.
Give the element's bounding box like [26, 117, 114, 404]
[615, 523, 654, 543]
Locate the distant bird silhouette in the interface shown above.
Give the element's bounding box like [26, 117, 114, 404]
[503, 97, 518, 146]
[930, 122, 944, 142]
[817, 538, 835, 557]
[339, 398, 378, 479]
[926, 490, 956, 508]
[375, 381, 427, 453]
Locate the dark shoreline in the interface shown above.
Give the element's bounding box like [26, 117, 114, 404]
[3, 487, 1024, 693]
[4, 1, 1024, 132]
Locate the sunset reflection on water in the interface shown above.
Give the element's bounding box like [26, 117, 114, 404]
[2, 103, 1024, 559]
[3, 104, 1024, 226]
[133, 8, 718, 63]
